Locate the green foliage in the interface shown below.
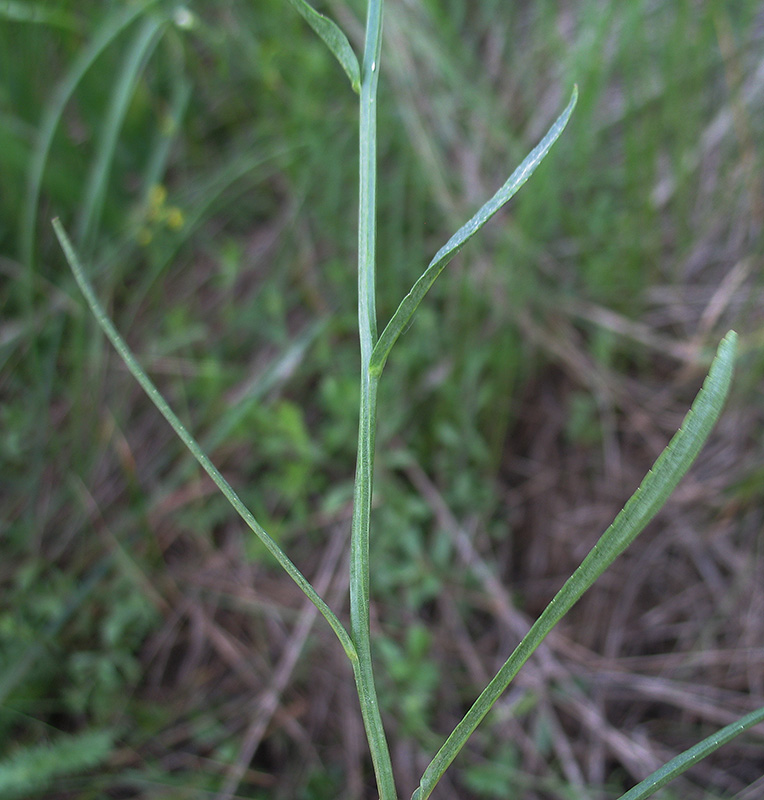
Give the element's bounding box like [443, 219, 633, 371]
[3, 0, 763, 798]
[461, 742, 520, 798]
[0, 729, 115, 798]
[56, 8, 750, 800]
[565, 390, 602, 446]
[377, 624, 441, 739]
[372, 488, 446, 611]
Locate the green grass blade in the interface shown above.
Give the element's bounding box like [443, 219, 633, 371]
[20, 0, 161, 272]
[74, 16, 166, 254]
[135, 34, 192, 207]
[285, 0, 361, 94]
[616, 705, 764, 800]
[52, 219, 357, 665]
[370, 85, 578, 377]
[412, 331, 737, 800]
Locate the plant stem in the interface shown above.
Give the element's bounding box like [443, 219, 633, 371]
[350, 0, 397, 797]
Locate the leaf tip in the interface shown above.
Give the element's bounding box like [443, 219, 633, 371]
[716, 330, 738, 368]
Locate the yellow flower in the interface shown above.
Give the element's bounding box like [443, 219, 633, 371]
[165, 207, 185, 230]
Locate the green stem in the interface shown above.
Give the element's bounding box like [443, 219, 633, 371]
[350, 0, 397, 797]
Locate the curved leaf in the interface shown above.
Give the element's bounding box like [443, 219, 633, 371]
[75, 16, 166, 254]
[285, 0, 361, 94]
[370, 85, 578, 377]
[413, 331, 737, 800]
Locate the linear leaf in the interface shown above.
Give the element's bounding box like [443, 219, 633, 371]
[285, 0, 361, 94]
[370, 85, 578, 377]
[21, 0, 161, 271]
[75, 16, 166, 253]
[53, 219, 357, 664]
[616, 705, 764, 800]
[413, 331, 737, 800]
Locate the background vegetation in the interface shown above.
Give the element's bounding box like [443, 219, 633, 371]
[1, 0, 763, 798]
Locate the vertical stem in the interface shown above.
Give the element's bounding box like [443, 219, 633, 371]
[350, 0, 397, 797]
[358, 0, 381, 354]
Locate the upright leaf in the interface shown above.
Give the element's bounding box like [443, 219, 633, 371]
[21, 0, 162, 271]
[370, 85, 578, 376]
[285, 0, 361, 93]
[413, 331, 737, 800]
[616, 705, 764, 800]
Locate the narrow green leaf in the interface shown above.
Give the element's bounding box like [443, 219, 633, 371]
[413, 331, 737, 800]
[285, 0, 361, 94]
[21, 0, 162, 272]
[616, 705, 764, 800]
[75, 16, 166, 253]
[53, 219, 357, 665]
[370, 85, 578, 377]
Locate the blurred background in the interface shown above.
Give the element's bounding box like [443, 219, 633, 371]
[1, 1, 763, 798]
